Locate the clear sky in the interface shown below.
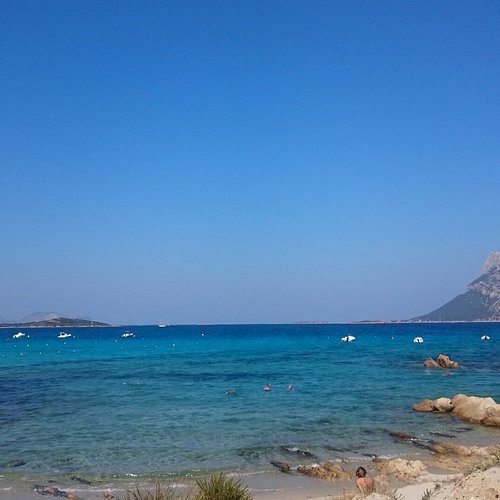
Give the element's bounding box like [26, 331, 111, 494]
[1, 1, 499, 325]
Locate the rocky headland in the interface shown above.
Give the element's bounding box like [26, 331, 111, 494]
[414, 251, 500, 322]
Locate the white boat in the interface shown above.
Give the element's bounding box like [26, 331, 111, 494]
[58, 332, 72, 339]
[121, 331, 135, 338]
[158, 324, 167, 328]
[13, 331, 27, 339]
[480, 335, 490, 341]
[413, 336, 424, 343]
[341, 335, 356, 342]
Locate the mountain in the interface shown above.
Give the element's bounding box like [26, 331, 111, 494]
[414, 252, 500, 322]
[20, 312, 64, 323]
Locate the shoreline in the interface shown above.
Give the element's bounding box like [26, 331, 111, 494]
[1, 442, 499, 500]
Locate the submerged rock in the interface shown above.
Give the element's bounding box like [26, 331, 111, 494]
[388, 431, 435, 450]
[270, 460, 291, 473]
[1, 459, 26, 468]
[281, 446, 318, 460]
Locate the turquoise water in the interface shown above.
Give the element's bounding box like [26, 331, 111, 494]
[1, 323, 499, 481]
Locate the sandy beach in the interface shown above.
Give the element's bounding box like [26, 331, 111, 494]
[1, 448, 499, 500]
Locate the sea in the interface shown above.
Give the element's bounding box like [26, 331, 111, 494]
[1, 323, 499, 485]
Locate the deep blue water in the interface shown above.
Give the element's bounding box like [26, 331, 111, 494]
[1, 323, 499, 481]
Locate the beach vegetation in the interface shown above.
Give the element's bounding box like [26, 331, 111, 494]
[119, 482, 191, 500]
[193, 473, 253, 500]
[115, 474, 253, 500]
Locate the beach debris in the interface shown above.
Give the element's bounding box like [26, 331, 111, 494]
[296, 461, 350, 481]
[372, 458, 427, 482]
[32, 485, 79, 499]
[413, 394, 500, 427]
[423, 354, 460, 369]
[270, 460, 291, 473]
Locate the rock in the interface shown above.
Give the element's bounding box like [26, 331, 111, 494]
[282, 446, 318, 459]
[429, 431, 456, 438]
[413, 394, 500, 427]
[423, 354, 460, 368]
[270, 460, 291, 473]
[1, 459, 26, 468]
[437, 354, 460, 368]
[389, 431, 418, 442]
[451, 394, 498, 424]
[428, 442, 500, 472]
[432, 397, 454, 412]
[423, 358, 439, 368]
[69, 475, 92, 485]
[413, 399, 435, 412]
[296, 461, 350, 481]
[372, 458, 427, 482]
[388, 431, 435, 450]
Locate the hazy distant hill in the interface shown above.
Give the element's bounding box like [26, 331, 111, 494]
[414, 252, 500, 322]
[0, 314, 110, 328]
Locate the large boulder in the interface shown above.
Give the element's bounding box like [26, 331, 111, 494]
[451, 394, 497, 424]
[372, 458, 427, 482]
[413, 394, 500, 427]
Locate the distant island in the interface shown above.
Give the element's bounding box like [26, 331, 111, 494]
[0, 316, 110, 328]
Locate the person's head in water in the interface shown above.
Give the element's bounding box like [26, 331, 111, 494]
[356, 466, 367, 478]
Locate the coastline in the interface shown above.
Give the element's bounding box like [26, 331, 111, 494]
[1, 442, 499, 500]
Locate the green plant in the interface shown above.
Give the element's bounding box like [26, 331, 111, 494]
[194, 473, 252, 500]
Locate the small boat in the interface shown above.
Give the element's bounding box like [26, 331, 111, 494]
[57, 332, 72, 339]
[13, 331, 27, 339]
[158, 324, 167, 328]
[341, 335, 356, 342]
[121, 331, 135, 338]
[480, 335, 490, 341]
[413, 336, 424, 343]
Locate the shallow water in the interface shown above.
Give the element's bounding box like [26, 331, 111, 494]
[1, 323, 499, 481]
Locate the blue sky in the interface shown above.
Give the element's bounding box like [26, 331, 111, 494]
[1, 1, 499, 324]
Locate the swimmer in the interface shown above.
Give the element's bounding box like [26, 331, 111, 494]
[225, 389, 236, 395]
[355, 466, 375, 494]
[287, 384, 294, 391]
[263, 384, 272, 391]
